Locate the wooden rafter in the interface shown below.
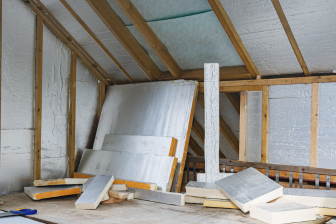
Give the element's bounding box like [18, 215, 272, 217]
[191, 120, 205, 143]
[86, 0, 161, 81]
[271, 0, 310, 76]
[189, 137, 204, 157]
[160, 65, 251, 81]
[59, 0, 134, 83]
[208, 0, 259, 78]
[225, 93, 240, 114]
[23, 0, 112, 86]
[115, 0, 181, 78]
[34, 14, 43, 180]
[199, 85, 263, 93]
[68, 51, 76, 178]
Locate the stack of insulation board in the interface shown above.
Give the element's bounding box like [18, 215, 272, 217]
[77, 81, 198, 192]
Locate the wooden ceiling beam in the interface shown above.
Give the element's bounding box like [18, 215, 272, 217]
[225, 93, 240, 114]
[208, 0, 259, 79]
[24, 0, 111, 85]
[60, 0, 134, 83]
[192, 120, 205, 143]
[86, 0, 161, 81]
[115, 0, 182, 78]
[189, 137, 204, 157]
[271, 0, 310, 76]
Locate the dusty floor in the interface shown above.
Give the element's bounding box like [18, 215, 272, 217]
[0, 193, 332, 224]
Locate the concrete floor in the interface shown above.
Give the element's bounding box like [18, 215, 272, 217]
[0, 193, 332, 224]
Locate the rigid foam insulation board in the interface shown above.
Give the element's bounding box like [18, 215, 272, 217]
[214, 168, 283, 213]
[277, 188, 336, 209]
[64, 0, 150, 82]
[108, 190, 134, 200]
[220, 0, 302, 76]
[34, 178, 88, 186]
[102, 135, 177, 157]
[74, 172, 157, 191]
[101, 198, 126, 204]
[0, 0, 35, 195]
[75, 175, 114, 210]
[185, 196, 206, 204]
[93, 81, 198, 192]
[128, 188, 185, 206]
[203, 199, 238, 209]
[0, 211, 42, 224]
[250, 202, 316, 224]
[111, 184, 128, 191]
[78, 149, 177, 192]
[185, 181, 227, 199]
[268, 84, 311, 166]
[24, 185, 82, 200]
[315, 208, 336, 216]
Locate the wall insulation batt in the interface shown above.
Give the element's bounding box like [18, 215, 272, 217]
[94, 80, 198, 192]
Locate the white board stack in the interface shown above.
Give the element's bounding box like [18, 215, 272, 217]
[78, 149, 177, 191]
[214, 168, 283, 213]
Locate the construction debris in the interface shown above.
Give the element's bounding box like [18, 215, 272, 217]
[108, 190, 134, 200]
[186, 181, 227, 199]
[214, 168, 283, 212]
[128, 188, 185, 206]
[203, 199, 239, 209]
[110, 184, 128, 191]
[75, 175, 114, 210]
[33, 178, 88, 186]
[24, 185, 82, 200]
[250, 202, 316, 224]
[101, 198, 126, 204]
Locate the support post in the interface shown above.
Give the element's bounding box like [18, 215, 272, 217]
[98, 81, 106, 119]
[34, 15, 43, 180]
[239, 91, 247, 161]
[68, 51, 76, 178]
[261, 86, 269, 163]
[310, 83, 319, 167]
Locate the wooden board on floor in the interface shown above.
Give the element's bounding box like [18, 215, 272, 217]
[75, 175, 114, 210]
[24, 185, 82, 200]
[34, 178, 88, 186]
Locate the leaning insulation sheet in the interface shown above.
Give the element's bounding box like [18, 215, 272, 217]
[78, 149, 177, 192]
[93, 80, 198, 192]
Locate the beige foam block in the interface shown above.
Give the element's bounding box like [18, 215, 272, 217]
[101, 193, 109, 202]
[250, 202, 316, 224]
[185, 196, 206, 204]
[186, 181, 227, 199]
[101, 198, 126, 204]
[108, 190, 134, 200]
[110, 184, 128, 191]
[24, 185, 82, 200]
[34, 178, 88, 186]
[203, 199, 239, 209]
[315, 207, 336, 216]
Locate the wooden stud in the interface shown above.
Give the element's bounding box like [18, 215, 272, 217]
[115, 0, 181, 78]
[86, 0, 161, 81]
[225, 93, 240, 114]
[68, 51, 76, 178]
[24, 0, 111, 86]
[199, 85, 263, 93]
[239, 92, 247, 161]
[310, 83, 319, 168]
[191, 120, 205, 143]
[34, 15, 43, 180]
[261, 86, 269, 163]
[98, 81, 106, 120]
[271, 0, 310, 76]
[59, 0, 134, 83]
[208, 0, 259, 78]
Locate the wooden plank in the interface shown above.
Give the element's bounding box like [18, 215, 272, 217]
[271, 0, 310, 76]
[115, 0, 181, 78]
[68, 51, 76, 178]
[239, 92, 247, 161]
[189, 137, 204, 157]
[208, 0, 259, 78]
[86, 0, 161, 81]
[160, 66, 251, 81]
[191, 120, 205, 143]
[199, 85, 263, 93]
[225, 93, 240, 114]
[261, 86, 269, 163]
[310, 83, 319, 168]
[98, 81, 105, 120]
[34, 15, 43, 181]
[59, 0, 134, 83]
[24, 185, 82, 200]
[23, 0, 111, 86]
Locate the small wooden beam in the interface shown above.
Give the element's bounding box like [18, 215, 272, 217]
[199, 85, 263, 93]
[160, 66, 251, 81]
[115, 0, 181, 78]
[189, 137, 204, 157]
[98, 82, 106, 119]
[310, 83, 319, 168]
[34, 15, 43, 180]
[261, 86, 269, 163]
[208, 0, 259, 78]
[225, 93, 240, 114]
[191, 120, 205, 143]
[60, 0, 134, 83]
[239, 92, 247, 161]
[271, 0, 310, 76]
[68, 51, 76, 178]
[86, 0, 161, 81]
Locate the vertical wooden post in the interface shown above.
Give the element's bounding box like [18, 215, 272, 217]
[310, 83, 319, 167]
[68, 51, 76, 178]
[34, 15, 43, 180]
[98, 81, 106, 119]
[239, 91, 247, 161]
[261, 85, 269, 163]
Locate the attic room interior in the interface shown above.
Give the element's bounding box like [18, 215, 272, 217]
[1, 0, 336, 223]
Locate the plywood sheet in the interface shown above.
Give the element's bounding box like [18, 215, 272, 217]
[214, 168, 283, 213]
[24, 185, 82, 200]
[93, 80, 197, 192]
[78, 149, 177, 191]
[102, 134, 177, 156]
[34, 178, 88, 186]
